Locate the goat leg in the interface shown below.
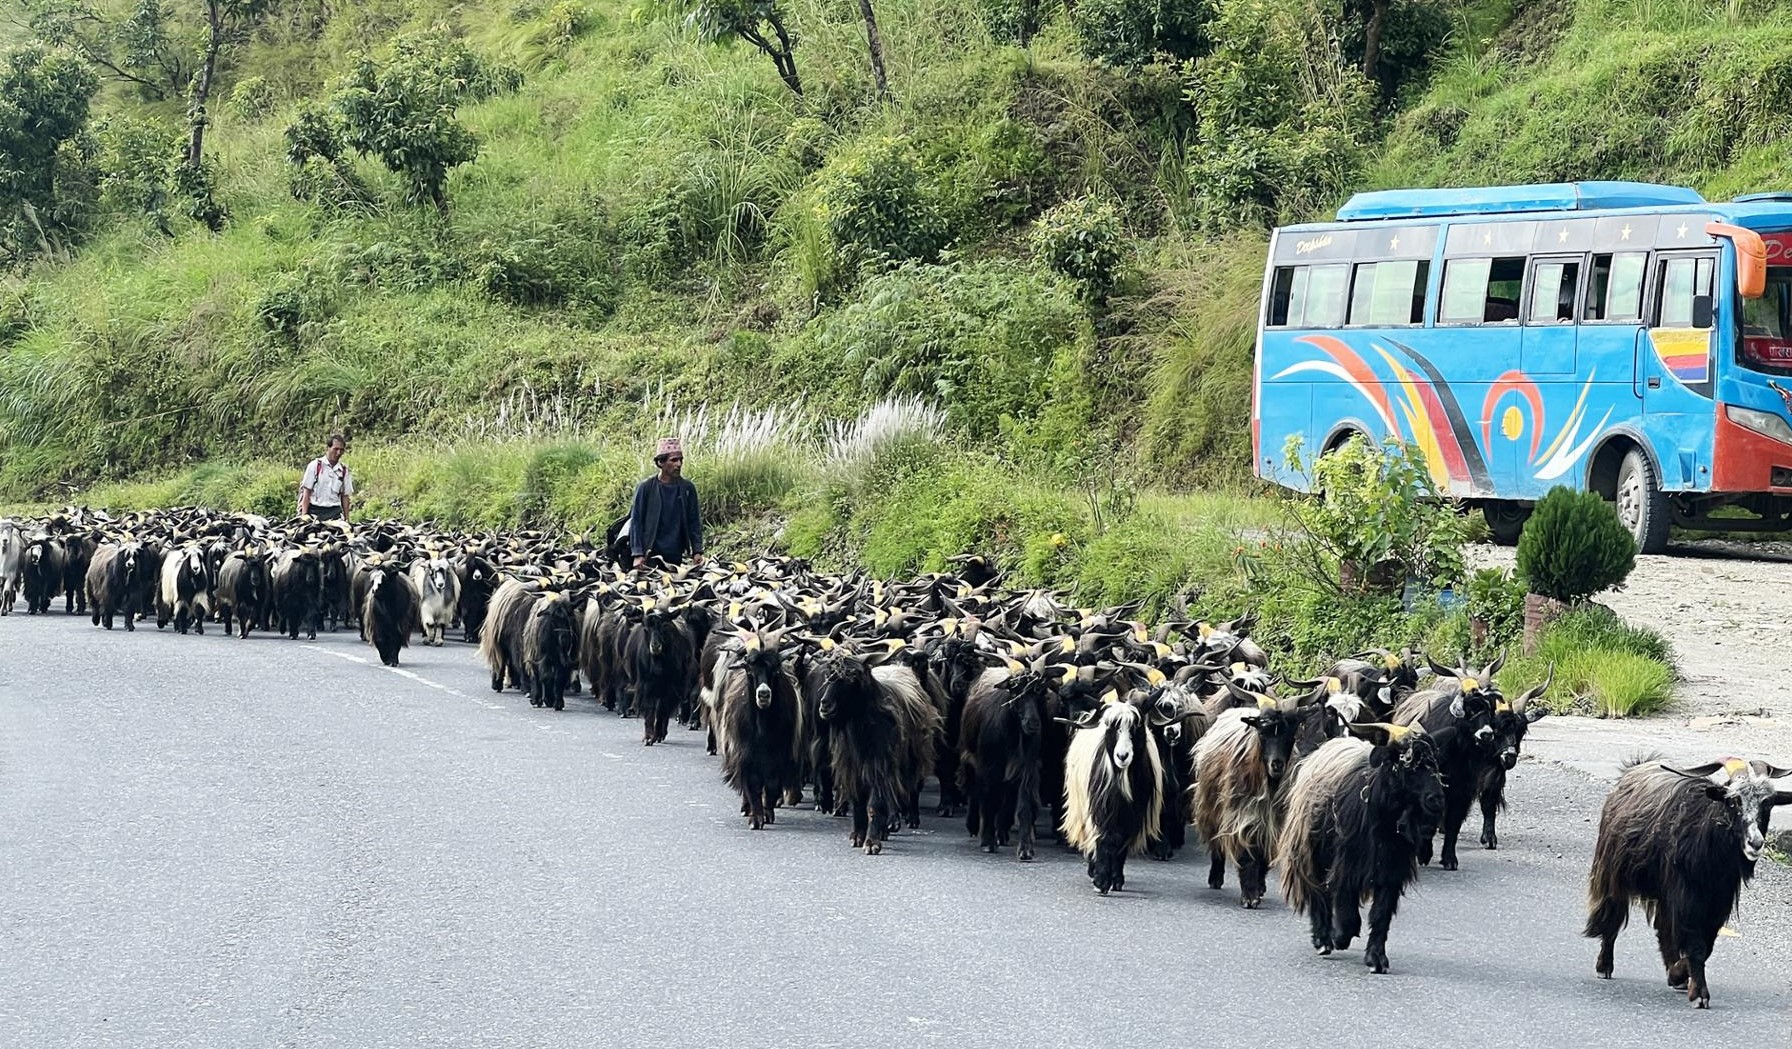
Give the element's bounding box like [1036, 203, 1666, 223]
[1362, 878, 1403, 974]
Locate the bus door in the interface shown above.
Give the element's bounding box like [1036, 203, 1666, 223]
[1521, 254, 1582, 376]
[1641, 249, 1719, 486]
[1578, 250, 1649, 396]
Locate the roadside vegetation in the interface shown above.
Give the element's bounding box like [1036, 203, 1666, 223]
[0, 0, 1721, 713]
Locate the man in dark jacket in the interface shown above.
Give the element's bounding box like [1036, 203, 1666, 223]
[627, 437, 704, 569]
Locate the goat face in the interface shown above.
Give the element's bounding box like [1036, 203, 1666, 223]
[429, 561, 450, 596]
[1240, 706, 1313, 781]
[1373, 733, 1446, 846]
[742, 646, 784, 709]
[1098, 703, 1143, 771]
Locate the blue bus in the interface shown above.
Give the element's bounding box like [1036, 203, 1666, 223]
[1253, 181, 1792, 552]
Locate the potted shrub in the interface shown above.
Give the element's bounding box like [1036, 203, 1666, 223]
[1514, 487, 1637, 652]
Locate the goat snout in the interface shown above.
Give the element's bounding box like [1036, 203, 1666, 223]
[754, 682, 773, 708]
[1474, 725, 1494, 743]
[1745, 822, 1765, 862]
[1500, 748, 1518, 770]
[1112, 739, 1134, 770]
[1267, 757, 1287, 779]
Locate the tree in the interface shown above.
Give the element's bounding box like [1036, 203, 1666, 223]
[857, 0, 890, 102]
[327, 32, 515, 215]
[0, 44, 100, 264]
[678, 0, 803, 96]
[12, 0, 189, 101]
[181, 0, 267, 230]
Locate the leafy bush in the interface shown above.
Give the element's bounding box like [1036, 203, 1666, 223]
[798, 259, 1092, 445]
[93, 116, 176, 233]
[326, 31, 520, 213]
[228, 75, 276, 121]
[809, 136, 949, 287]
[1070, 0, 1211, 67]
[0, 44, 100, 264]
[1516, 486, 1636, 603]
[1029, 194, 1132, 302]
[1286, 435, 1468, 591]
[1465, 567, 1525, 648]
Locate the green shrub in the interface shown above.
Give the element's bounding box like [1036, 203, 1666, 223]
[1498, 606, 1675, 717]
[1069, 0, 1211, 67]
[1287, 435, 1468, 591]
[1465, 567, 1525, 649]
[1516, 486, 1636, 603]
[228, 76, 276, 121]
[810, 135, 949, 286]
[1028, 194, 1132, 303]
[519, 443, 600, 524]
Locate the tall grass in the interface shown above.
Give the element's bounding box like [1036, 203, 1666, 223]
[1498, 607, 1677, 717]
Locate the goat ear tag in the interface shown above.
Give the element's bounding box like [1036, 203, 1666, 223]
[1460, 679, 1481, 694]
[1058, 636, 1076, 654]
[820, 638, 836, 652]
[1723, 757, 1749, 778]
[1256, 694, 1276, 711]
[1229, 661, 1248, 676]
[744, 633, 761, 652]
[1324, 676, 1343, 694]
[1100, 689, 1119, 706]
[1383, 653, 1401, 671]
[1146, 668, 1166, 686]
[1005, 658, 1024, 674]
[1495, 699, 1512, 714]
[1197, 623, 1214, 639]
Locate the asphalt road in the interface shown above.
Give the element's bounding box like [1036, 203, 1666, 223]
[3, 611, 1789, 1048]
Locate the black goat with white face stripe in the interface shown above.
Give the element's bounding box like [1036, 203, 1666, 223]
[1390, 655, 1511, 871]
[1061, 693, 1179, 895]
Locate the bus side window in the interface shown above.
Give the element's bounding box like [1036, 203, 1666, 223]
[1528, 259, 1581, 324]
[1304, 264, 1349, 328]
[1268, 266, 1297, 327]
[1655, 256, 1712, 329]
[1586, 252, 1646, 322]
[1440, 256, 1524, 324]
[1348, 259, 1430, 326]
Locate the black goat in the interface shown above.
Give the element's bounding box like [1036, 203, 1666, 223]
[481, 577, 541, 694]
[1061, 693, 1178, 894]
[626, 600, 696, 745]
[457, 551, 498, 643]
[958, 661, 1053, 861]
[1390, 655, 1509, 870]
[810, 644, 940, 854]
[85, 540, 144, 632]
[1278, 722, 1446, 974]
[1586, 758, 1791, 1008]
[319, 544, 352, 632]
[22, 535, 65, 615]
[717, 630, 805, 829]
[1192, 685, 1319, 908]
[61, 532, 95, 614]
[271, 547, 323, 640]
[360, 554, 419, 666]
[215, 549, 271, 639]
[1478, 666, 1553, 850]
[523, 591, 580, 710]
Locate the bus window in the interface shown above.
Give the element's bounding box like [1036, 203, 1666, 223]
[1348, 259, 1429, 326]
[1268, 266, 1298, 326]
[1305, 264, 1349, 327]
[1528, 259, 1581, 324]
[1439, 256, 1524, 324]
[1585, 252, 1646, 322]
[1656, 255, 1714, 329]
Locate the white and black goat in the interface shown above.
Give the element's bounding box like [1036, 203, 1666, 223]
[156, 544, 212, 635]
[410, 555, 460, 647]
[1060, 692, 1180, 894]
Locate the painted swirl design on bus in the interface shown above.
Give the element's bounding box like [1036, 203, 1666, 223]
[1275, 335, 1611, 491]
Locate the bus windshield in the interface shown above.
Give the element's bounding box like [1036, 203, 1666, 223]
[1740, 267, 1792, 372]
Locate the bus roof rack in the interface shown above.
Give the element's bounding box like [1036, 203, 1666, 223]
[1733, 191, 1792, 203]
[1335, 181, 1707, 222]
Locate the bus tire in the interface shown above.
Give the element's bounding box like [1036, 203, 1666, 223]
[1483, 502, 1531, 546]
[1615, 448, 1670, 554]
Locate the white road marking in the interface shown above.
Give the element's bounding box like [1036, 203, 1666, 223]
[317, 646, 565, 733]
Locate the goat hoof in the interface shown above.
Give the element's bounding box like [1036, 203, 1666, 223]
[1017, 846, 1035, 862]
[866, 841, 882, 856]
[1441, 858, 1459, 871]
[1243, 897, 1261, 910]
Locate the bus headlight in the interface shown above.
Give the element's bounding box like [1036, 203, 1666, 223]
[1726, 404, 1792, 445]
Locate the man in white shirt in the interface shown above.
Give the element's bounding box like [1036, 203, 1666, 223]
[298, 435, 354, 522]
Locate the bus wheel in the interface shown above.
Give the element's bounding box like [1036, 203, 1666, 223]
[1615, 448, 1670, 554]
[1483, 502, 1531, 546]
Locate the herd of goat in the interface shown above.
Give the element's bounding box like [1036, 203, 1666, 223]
[2, 507, 1788, 1007]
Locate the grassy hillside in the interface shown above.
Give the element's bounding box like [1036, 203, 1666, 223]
[5, 0, 1792, 595]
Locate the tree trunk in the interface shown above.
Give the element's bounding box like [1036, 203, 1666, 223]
[1362, 0, 1388, 83]
[857, 0, 890, 103]
[185, 0, 223, 171]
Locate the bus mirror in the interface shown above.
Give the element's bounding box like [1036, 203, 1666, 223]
[1706, 221, 1766, 299]
[1692, 293, 1714, 329]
